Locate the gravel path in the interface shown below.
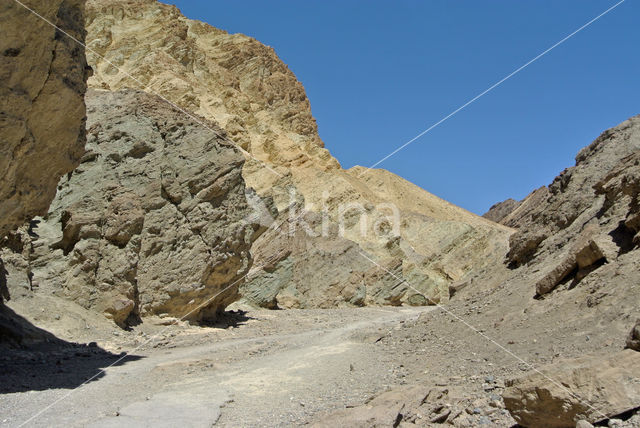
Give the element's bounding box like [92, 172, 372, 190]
[1, 306, 432, 427]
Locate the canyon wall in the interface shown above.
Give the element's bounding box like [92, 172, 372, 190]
[85, 0, 513, 308]
[3, 89, 264, 326]
[0, 0, 88, 237]
[484, 115, 640, 298]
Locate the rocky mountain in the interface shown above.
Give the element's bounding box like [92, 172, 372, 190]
[2, 89, 264, 327]
[0, 0, 88, 238]
[84, 0, 513, 308]
[485, 116, 640, 296]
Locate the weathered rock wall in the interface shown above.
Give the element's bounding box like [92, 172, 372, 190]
[0, 0, 89, 237]
[3, 89, 263, 326]
[498, 116, 640, 296]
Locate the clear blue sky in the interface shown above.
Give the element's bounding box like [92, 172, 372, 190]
[169, 1, 638, 214]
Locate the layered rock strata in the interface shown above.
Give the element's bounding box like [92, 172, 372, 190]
[85, 0, 513, 308]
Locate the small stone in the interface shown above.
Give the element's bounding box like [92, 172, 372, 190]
[489, 400, 502, 408]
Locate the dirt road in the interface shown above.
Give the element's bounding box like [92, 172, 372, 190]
[1, 306, 433, 427]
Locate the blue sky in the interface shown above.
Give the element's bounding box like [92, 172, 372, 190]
[170, 1, 638, 214]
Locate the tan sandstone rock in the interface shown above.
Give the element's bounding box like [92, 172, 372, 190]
[503, 350, 640, 427]
[0, 0, 88, 237]
[312, 385, 450, 428]
[535, 229, 618, 296]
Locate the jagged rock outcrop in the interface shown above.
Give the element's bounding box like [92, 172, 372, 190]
[2, 89, 263, 326]
[482, 198, 521, 223]
[0, 0, 89, 238]
[483, 187, 549, 231]
[494, 116, 640, 295]
[503, 350, 640, 427]
[84, 0, 513, 308]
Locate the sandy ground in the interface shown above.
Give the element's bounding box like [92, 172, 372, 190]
[1, 306, 437, 427]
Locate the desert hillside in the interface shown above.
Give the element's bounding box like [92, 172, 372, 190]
[316, 114, 640, 427]
[84, 0, 512, 308]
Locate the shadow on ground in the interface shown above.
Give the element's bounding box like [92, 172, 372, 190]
[0, 305, 143, 394]
[200, 309, 254, 329]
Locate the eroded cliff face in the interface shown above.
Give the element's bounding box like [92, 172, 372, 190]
[483, 115, 640, 297]
[84, 0, 513, 308]
[0, 0, 89, 238]
[2, 89, 263, 326]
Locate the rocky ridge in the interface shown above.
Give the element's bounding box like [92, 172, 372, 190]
[84, 0, 512, 308]
[498, 116, 640, 294]
[482, 198, 521, 223]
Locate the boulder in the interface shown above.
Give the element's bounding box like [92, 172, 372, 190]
[503, 350, 640, 427]
[16, 89, 264, 325]
[310, 385, 449, 428]
[535, 253, 577, 296]
[626, 319, 640, 352]
[575, 235, 617, 269]
[535, 230, 618, 296]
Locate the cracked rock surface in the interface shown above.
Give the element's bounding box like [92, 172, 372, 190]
[2, 89, 263, 326]
[0, 0, 89, 237]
